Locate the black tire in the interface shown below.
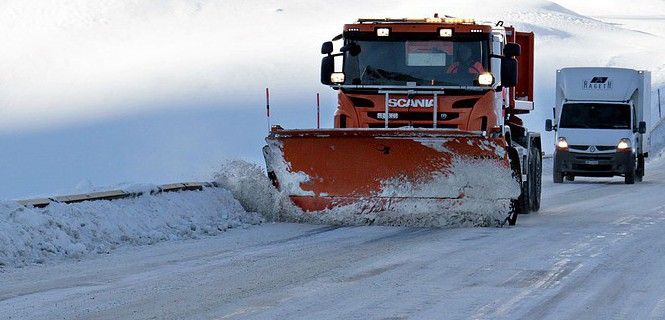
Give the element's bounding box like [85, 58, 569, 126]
[553, 169, 563, 183]
[529, 147, 542, 212]
[507, 147, 523, 225]
[508, 200, 519, 226]
[636, 154, 645, 183]
[625, 169, 636, 184]
[565, 175, 575, 182]
[518, 184, 529, 214]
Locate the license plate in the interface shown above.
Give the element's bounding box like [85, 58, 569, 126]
[585, 160, 599, 165]
[377, 113, 398, 119]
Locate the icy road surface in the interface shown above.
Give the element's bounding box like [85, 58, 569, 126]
[2, 158, 665, 319]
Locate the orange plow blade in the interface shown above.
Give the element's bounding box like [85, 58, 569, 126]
[263, 129, 521, 227]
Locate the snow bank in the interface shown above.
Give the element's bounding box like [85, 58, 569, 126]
[213, 160, 282, 221]
[0, 188, 262, 267]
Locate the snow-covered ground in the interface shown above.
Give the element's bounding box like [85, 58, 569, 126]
[0, 188, 262, 267]
[2, 1, 665, 318]
[1, 0, 664, 200]
[2, 156, 665, 319]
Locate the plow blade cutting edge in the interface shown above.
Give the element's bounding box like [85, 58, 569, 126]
[263, 129, 521, 227]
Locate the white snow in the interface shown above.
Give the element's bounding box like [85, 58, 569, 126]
[0, 188, 262, 267]
[3, 156, 665, 319]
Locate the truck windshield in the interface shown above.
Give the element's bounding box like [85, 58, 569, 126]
[559, 103, 631, 129]
[342, 36, 489, 87]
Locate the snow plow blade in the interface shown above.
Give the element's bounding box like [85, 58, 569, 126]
[263, 128, 520, 226]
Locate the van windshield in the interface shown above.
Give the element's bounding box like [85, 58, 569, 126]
[559, 103, 631, 129]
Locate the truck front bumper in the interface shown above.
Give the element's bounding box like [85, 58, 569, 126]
[554, 150, 634, 177]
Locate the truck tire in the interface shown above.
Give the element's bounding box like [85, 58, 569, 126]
[529, 147, 542, 212]
[507, 147, 523, 225]
[636, 154, 645, 183]
[508, 200, 519, 226]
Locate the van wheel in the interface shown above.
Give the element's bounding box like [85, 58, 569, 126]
[553, 169, 563, 183]
[636, 154, 645, 183]
[625, 169, 636, 184]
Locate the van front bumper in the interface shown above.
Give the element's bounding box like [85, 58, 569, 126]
[554, 150, 634, 177]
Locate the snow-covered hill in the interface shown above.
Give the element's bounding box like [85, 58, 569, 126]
[1, 0, 664, 199]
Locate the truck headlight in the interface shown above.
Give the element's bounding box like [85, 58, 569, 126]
[477, 72, 494, 86]
[556, 137, 568, 150]
[330, 72, 345, 84]
[617, 138, 631, 152]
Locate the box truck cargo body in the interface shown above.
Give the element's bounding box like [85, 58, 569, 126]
[546, 67, 651, 184]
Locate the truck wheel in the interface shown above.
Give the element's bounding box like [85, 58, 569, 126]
[636, 154, 645, 183]
[528, 147, 542, 212]
[507, 147, 523, 225]
[565, 175, 575, 182]
[553, 169, 563, 183]
[508, 200, 519, 226]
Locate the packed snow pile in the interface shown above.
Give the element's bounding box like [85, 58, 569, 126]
[215, 159, 519, 228]
[0, 188, 262, 267]
[214, 160, 282, 221]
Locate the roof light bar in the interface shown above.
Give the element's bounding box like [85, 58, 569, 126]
[357, 17, 475, 24]
[376, 28, 390, 36]
[439, 28, 453, 37]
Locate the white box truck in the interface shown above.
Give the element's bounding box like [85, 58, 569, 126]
[546, 67, 651, 184]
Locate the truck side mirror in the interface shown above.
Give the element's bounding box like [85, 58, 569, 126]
[504, 43, 521, 57]
[321, 41, 333, 55]
[321, 55, 334, 85]
[501, 57, 518, 87]
[638, 121, 647, 134]
[545, 119, 553, 132]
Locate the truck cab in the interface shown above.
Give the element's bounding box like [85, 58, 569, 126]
[546, 67, 651, 184]
[320, 17, 535, 135]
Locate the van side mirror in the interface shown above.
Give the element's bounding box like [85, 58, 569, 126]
[501, 57, 518, 87]
[321, 41, 333, 55]
[504, 43, 521, 57]
[321, 55, 334, 85]
[545, 119, 554, 132]
[638, 121, 647, 134]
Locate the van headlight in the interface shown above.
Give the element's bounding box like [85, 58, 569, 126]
[556, 137, 569, 150]
[617, 138, 631, 152]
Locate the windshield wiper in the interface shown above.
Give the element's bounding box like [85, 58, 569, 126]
[363, 66, 422, 82]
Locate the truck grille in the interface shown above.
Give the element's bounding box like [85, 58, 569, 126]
[574, 155, 613, 161]
[368, 123, 458, 129]
[569, 145, 615, 152]
[367, 112, 459, 121]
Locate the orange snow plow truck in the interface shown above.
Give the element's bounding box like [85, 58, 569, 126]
[263, 16, 542, 226]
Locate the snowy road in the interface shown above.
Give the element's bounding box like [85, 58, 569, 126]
[2, 157, 665, 319]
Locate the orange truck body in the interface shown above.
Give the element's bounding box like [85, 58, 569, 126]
[264, 17, 541, 224]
